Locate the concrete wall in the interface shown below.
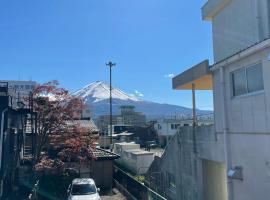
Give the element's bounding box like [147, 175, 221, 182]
[212, 46, 270, 199]
[228, 133, 270, 200]
[204, 0, 270, 62]
[146, 125, 227, 200]
[213, 47, 270, 133]
[116, 149, 154, 175]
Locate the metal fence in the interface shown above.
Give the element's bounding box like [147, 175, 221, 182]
[114, 166, 166, 200]
[28, 180, 39, 200]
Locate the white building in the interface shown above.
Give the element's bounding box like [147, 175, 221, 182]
[149, 0, 270, 200]
[113, 142, 154, 175]
[0, 80, 36, 108]
[154, 119, 188, 146]
[154, 118, 213, 146]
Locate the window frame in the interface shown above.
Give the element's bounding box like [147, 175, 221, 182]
[230, 62, 264, 98]
[166, 172, 176, 191]
[246, 63, 264, 93]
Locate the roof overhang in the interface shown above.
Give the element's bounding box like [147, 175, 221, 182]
[172, 60, 213, 90]
[202, 0, 231, 21]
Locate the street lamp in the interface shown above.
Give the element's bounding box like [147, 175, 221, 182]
[106, 61, 116, 146]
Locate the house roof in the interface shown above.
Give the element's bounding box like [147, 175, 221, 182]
[124, 149, 154, 155]
[112, 132, 134, 137]
[93, 148, 120, 161]
[66, 119, 99, 133]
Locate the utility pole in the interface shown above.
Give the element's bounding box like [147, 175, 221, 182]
[106, 61, 116, 146]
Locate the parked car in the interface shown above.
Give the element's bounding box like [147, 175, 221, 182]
[145, 141, 158, 149]
[67, 178, 101, 200]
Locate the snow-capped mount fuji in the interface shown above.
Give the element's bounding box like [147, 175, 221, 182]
[74, 81, 210, 119]
[74, 81, 141, 103]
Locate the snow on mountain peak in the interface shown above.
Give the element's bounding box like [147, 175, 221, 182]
[74, 81, 141, 103]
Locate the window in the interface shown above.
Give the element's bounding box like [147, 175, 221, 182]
[247, 64, 264, 93]
[232, 68, 246, 96]
[167, 172, 176, 190]
[231, 63, 264, 97]
[71, 184, 96, 195]
[171, 124, 179, 130]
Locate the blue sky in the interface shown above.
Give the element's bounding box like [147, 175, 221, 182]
[0, 0, 213, 110]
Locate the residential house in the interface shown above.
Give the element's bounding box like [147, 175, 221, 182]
[146, 0, 270, 200]
[0, 82, 37, 200]
[154, 118, 213, 146]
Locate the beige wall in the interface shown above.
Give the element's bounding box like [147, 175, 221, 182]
[202, 159, 227, 200]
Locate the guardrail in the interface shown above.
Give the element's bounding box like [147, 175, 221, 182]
[114, 165, 166, 200]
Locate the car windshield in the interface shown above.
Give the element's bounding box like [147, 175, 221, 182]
[71, 184, 96, 195]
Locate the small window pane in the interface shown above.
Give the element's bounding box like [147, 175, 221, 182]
[167, 172, 176, 189]
[232, 69, 247, 96]
[247, 64, 264, 93]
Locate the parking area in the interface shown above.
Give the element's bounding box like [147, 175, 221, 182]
[101, 188, 127, 200]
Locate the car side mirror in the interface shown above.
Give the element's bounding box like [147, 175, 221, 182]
[97, 188, 100, 192]
[67, 189, 70, 195]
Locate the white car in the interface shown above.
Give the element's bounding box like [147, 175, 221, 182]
[67, 178, 101, 200]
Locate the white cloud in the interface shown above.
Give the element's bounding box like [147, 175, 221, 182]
[134, 90, 144, 97]
[164, 73, 175, 78]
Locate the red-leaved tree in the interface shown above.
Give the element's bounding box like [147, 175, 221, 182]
[32, 81, 96, 173]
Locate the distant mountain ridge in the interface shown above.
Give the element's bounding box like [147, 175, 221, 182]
[74, 81, 211, 119]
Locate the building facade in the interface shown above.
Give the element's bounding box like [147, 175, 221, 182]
[147, 1, 270, 200]
[96, 105, 146, 135]
[0, 81, 36, 109]
[0, 82, 37, 200]
[154, 118, 213, 146]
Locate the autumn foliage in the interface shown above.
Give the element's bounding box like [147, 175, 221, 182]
[32, 81, 96, 173]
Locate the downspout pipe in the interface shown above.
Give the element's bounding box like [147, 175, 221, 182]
[0, 108, 8, 170]
[0, 107, 8, 198]
[220, 67, 233, 200]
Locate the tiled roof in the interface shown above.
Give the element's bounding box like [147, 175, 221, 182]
[93, 148, 120, 161]
[66, 119, 99, 132]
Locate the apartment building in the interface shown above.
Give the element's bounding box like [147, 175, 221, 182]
[147, 1, 270, 200]
[96, 105, 146, 134]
